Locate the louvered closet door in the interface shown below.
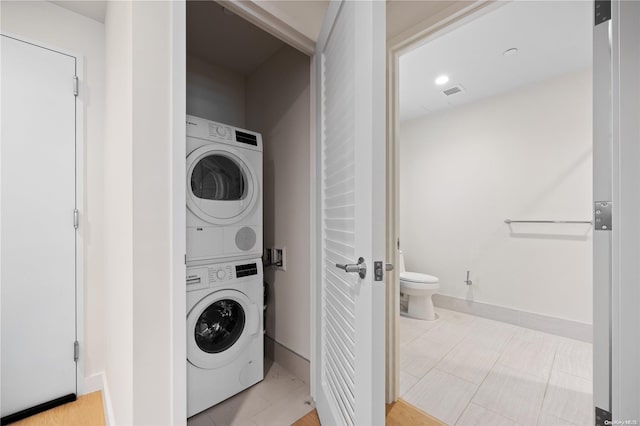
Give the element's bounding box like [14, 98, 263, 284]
[313, 1, 386, 425]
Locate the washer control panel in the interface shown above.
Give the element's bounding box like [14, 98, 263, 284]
[210, 264, 233, 283]
[187, 259, 263, 292]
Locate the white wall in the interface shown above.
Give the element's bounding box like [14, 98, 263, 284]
[1, 0, 107, 389]
[104, 2, 182, 424]
[186, 55, 246, 127]
[400, 69, 593, 324]
[246, 46, 311, 360]
[131, 2, 175, 424]
[104, 1, 134, 423]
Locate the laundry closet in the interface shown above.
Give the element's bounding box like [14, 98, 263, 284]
[185, 0, 312, 420]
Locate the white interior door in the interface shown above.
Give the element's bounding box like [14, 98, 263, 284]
[1, 35, 77, 418]
[593, 1, 640, 423]
[313, 1, 386, 425]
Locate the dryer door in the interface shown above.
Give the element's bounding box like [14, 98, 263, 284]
[187, 289, 259, 369]
[187, 145, 259, 225]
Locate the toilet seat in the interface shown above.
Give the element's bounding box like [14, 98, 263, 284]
[400, 280, 440, 291]
[400, 271, 439, 284]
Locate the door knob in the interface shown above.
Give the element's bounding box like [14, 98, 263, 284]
[335, 257, 367, 279]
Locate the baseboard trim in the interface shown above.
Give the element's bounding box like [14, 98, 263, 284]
[264, 336, 310, 384]
[83, 372, 114, 426]
[432, 294, 593, 343]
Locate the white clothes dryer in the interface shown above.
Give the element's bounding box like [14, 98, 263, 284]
[186, 258, 264, 417]
[186, 115, 262, 264]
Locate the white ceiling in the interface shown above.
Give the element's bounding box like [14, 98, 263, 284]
[399, 1, 593, 122]
[50, 0, 106, 23]
[187, 1, 286, 75]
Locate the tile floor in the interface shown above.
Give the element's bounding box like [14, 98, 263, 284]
[400, 308, 593, 426]
[187, 359, 314, 426]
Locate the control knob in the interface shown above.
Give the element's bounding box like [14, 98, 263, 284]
[216, 125, 227, 137]
[215, 269, 226, 280]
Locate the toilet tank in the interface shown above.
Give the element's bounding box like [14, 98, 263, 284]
[399, 250, 406, 273]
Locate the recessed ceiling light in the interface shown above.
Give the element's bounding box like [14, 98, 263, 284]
[503, 48, 519, 57]
[435, 75, 449, 86]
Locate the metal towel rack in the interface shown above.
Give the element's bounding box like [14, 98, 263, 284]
[504, 219, 593, 225]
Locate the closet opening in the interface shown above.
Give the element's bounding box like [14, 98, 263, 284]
[185, 2, 314, 424]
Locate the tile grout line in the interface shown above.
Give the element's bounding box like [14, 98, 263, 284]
[532, 339, 560, 426]
[403, 310, 592, 426]
[452, 323, 519, 425]
[400, 316, 446, 349]
[399, 370, 421, 397]
[400, 310, 477, 416]
[545, 351, 594, 426]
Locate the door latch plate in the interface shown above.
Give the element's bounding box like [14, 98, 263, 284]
[374, 261, 383, 281]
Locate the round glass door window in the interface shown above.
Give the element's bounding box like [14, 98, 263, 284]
[191, 155, 246, 201]
[194, 299, 246, 354]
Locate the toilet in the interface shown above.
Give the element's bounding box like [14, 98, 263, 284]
[399, 250, 440, 321]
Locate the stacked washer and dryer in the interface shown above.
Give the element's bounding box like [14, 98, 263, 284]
[185, 115, 264, 417]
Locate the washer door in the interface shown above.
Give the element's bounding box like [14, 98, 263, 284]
[187, 289, 259, 369]
[187, 145, 259, 225]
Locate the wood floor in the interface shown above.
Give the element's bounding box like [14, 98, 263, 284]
[10, 389, 437, 426]
[293, 399, 446, 426]
[12, 391, 105, 426]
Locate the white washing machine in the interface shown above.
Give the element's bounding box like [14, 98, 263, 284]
[186, 258, 264, 417]
[186, 115, 262, 264]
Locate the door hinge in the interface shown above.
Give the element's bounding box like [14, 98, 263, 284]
[595, 0, 611, 26]
[594, 201, 612, 231]
[595, 407, 611, 426]
[73, 209, 79, 229]
[73, 75, 79, 97]
[74, 340, 79, 362]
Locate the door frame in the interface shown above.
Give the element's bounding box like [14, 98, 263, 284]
[608, 1, 640, 419]
[386, 1, 640, 418]
[0, 33, 85, 397]
[384, 0, 500, 403]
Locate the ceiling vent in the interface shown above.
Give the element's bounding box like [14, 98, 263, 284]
[442, 85, 464, 96]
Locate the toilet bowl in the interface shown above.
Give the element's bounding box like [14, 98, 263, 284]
[399, 251, 440, 321]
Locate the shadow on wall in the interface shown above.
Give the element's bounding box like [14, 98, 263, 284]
[264, 157, 276, 336]
[248, 46, 311, 130]
[506, 230, 591, 241]
[517, 147, 593, 219]
[246, 44, 312, 359]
